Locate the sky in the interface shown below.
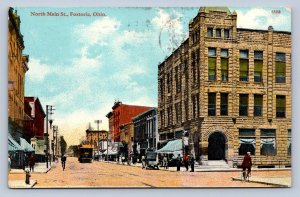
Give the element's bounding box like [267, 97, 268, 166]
[15, 7, 291, 146]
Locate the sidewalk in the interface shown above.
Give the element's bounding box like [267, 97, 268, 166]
[8, 180, 37, 188]
[10, 161, 57, 174]
[232, 176, 291, 187]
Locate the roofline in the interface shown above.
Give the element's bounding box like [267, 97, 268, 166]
[237, 28, 291, 34]
[132, 107, 157, 121]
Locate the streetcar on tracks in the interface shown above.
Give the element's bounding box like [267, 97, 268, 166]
[78, 144, 93, 163]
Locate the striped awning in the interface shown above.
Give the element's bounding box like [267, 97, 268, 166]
[20, 137, 34, 152]
[8, 134, 23, 151]
[157, 139, 182, 153]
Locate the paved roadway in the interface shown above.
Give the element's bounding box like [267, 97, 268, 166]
[8, 157, 290, 188]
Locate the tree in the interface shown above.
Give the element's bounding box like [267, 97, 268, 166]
[68, 145, 79, 157]
[60, 136, 67, 155]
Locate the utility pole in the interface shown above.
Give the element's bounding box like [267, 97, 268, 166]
[95, 120, 102, 159]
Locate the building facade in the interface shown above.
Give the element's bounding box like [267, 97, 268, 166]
[23, 97, 46, 142]
[120, 122, 134, 156]
[133, 108, 158, 157]
[158, 7, 291, 167]
[110, 101, 151, 142]
[8, 8, 29, 142]
[86, 129, 108, 153]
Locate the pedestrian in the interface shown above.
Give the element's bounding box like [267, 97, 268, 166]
[28, 154, 35, 172]
[241, 151, 252, 180]
[176, 154, 182, 171]
[8, 155, 11, 172]
[183, 154, 189, 171]
[163, 154, 168, 169]
[141, 156, 146, 169]
[190, 154, 195, 172]
[61, 155, 67, 171]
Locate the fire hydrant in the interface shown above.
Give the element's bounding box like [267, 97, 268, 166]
[25, 170, 31, 184]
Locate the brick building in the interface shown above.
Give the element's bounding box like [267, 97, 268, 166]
[86, 129, 108, 153]
[120, 122, 134, 155]
[110, 101, 151, 142]
[23, 97, 46, 142]
[8, 8, 29, 142]
[158, 7, 291, 167]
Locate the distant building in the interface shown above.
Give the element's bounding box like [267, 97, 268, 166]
[8, 7, 29, 142]
[158, 7, 291, 167]
[133, 108, 158, 157]
[110, 101, 151, 142]
[120, 122, 134, 157]
[86, 129, 108, 153]
[23, 97, 46, 142]
[106, 111, 113, 142]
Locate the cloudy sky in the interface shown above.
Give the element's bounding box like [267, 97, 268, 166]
[16, 7, 291, 146]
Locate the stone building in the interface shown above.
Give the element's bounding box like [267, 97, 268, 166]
[133, 108, 158, 157]
[158, 7, 291, 167]
[8, 8, 29, 142]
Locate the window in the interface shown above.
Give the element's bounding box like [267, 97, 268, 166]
[192, 96, 196, 118]
[239, 129, 256, 155]
[216, 28, 221, 37]
[192, 52, 198, 84]
[288, 129, 291, 156]
[167, 107, 172, 125]
[160, 78, 164, 99]
[276, 95, 286, 118]
[240, 50, 249, 81]
[260, 129, 276, 156]
[208, 48, 216, 81]
[220, 93, 228, 116]
[254, 51, 263, 82]
[175, 102, 181, 123]
[221, 49, 229, 81]
[208, 93, 216, 116]
[185, 99, 188, 121]
[275, 53, 286, 83]
[224, 29, 230, 38]
[207, 27, 213, 37]
[175, 67, 181, 93]
[239, 94, 248, 116]
[254, 94, 263, 116]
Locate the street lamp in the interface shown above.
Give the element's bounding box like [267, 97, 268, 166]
[45, 105, 55, 168]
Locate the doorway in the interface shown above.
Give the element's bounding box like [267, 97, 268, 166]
[208, 132, 226, 160]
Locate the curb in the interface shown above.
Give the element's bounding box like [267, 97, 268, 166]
[231, 177, 289, 187]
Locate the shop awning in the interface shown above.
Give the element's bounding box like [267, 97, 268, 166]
[20, 137, 34, 152]
[8, 134, 23, 151]
[157, 139, 182, 153]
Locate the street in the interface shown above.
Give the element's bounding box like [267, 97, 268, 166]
[8, 157, 291, 188]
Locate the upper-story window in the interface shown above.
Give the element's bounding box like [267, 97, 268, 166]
[276, 95, 286, 118]
[220, 93, 228, 116]
[221, 49, 229, 82]
[207, 27, 213, 37]
[224, 29, 230, 39]
[275, 53, 286, 83]
[208, 93, 216, 116]
[216, 28, 221, 37]
[239, 94, 248, 116]
[254, 94, 263, 116]
[254, 51, 263, 83]
[239, 50, 249, 82]
[208, 48, 216, 81]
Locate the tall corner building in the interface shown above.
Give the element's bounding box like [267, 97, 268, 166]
[158, 7, 291, 167]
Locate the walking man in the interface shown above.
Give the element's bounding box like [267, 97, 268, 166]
[163, 154, 168, 169]
[61, 155, 67, 171]
[28, 154, 35, 172]
[176, 154, 182, 171]
[190, 154, 195, 172]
